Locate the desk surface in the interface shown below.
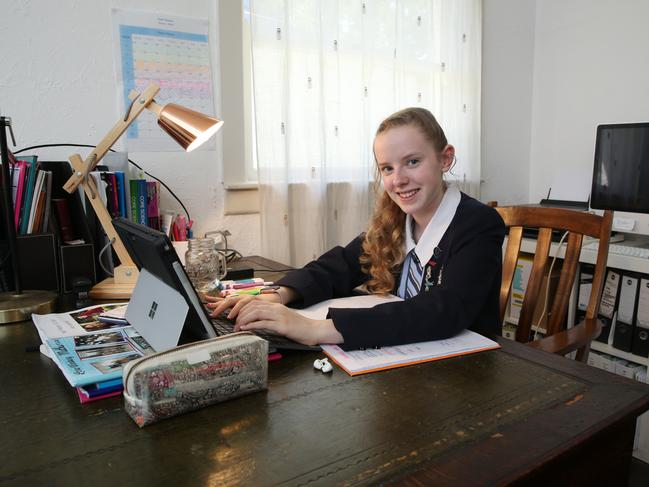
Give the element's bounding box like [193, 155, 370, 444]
[2, 258, 649, 486]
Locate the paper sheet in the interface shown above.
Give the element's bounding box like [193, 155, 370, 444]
[112, 8, 216, 152]
[294, 294, 403, 320]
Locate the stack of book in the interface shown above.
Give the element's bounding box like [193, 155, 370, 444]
[9, 153, 53, 236]
[88, 169, 161, 231]
[32, 303, 153, 403]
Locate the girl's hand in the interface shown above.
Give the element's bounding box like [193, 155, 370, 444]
[233, 300, 344, 346]
[206, 293, 281, 319]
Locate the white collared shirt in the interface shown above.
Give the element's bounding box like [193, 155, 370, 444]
[397, 185, 462, 297]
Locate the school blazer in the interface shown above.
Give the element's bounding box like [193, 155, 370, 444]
[277, 193, 506, 350]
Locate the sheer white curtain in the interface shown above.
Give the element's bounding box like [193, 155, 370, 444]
[249, 0, 481, 267]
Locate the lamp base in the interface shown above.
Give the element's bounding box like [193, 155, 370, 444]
[89, 276, 136, 300]
[0, 290, 58, 324]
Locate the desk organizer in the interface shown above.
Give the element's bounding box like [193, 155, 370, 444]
[123, 332, 268, 427]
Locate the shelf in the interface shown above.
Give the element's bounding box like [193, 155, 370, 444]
[518, 238, 649, 273]
[591, 341, 649, 367]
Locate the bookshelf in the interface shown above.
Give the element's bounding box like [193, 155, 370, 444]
[516, 237, 649, 363]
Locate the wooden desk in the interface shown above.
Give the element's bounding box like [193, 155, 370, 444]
[2, 259, 649, 485]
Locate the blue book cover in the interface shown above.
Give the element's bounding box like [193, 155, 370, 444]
[16, 155, 38, 235]
[46, 333, 143, 387]
[137, 179, 148, 225]
[114, 171, 127, 218]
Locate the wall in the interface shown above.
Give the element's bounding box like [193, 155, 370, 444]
[483, 0, 649, 234]
[481, 0, 536, 205]
[530, 0, 649, 234]
[0, 0, 261, 255]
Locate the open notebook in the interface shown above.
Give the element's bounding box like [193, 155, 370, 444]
[302, 294, 500, 376]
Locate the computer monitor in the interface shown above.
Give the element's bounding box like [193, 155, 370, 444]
[591, 122, 649, 213]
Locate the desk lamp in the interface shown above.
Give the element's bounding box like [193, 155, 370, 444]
[0, 115, 58, 323]
[63, 83, 223, 299]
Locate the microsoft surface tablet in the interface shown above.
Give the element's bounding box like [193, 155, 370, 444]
[113, 218, 317, 351]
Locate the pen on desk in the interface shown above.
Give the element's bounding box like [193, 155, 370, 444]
[220, 288, 264, 297]
[260, 285, 280, 293]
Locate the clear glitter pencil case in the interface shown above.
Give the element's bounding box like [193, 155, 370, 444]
[123, 332, 268, 427]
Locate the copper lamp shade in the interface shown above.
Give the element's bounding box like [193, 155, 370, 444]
[157, 103, 224, 152]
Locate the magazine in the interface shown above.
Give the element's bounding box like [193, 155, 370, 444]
[32, 304, 152, 388]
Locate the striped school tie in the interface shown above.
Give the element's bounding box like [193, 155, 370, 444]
[404, 250, 424, 299]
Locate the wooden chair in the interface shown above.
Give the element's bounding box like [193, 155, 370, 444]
[491, 204, 613, 362]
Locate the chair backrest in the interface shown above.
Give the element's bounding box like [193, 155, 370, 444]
[494, 205, 612, 357]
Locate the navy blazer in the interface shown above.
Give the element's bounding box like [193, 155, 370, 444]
[277, 193, 505, 350]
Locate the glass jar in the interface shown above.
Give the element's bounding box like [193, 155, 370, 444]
[184, 237, 226, 293]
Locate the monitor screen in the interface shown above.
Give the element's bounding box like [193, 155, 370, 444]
[591, 122, 649, 213]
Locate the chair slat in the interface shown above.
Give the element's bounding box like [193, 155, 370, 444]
[516, 227, 552, 342]
[547, 232, 582, 335]
[500, 226, 523, 323]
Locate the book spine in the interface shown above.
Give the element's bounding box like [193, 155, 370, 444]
[41, 171, 53, 234]
[115, 171, 127, 218]
[146, 181, 159, 230]
[129, 180, 139, 222]
[52, 198, 76, 243]
[77, 388, 123, 404]
[137, 179, 147, 225]
[27, 170, 45, 234]
[18, 156, 38, 235]
[13, 161, 27, 230]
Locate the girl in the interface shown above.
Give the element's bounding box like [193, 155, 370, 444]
[207, 107, 505, 349]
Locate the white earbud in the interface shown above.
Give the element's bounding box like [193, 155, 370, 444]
[321, 361, 333, 373]
[313, 358, 326, 370]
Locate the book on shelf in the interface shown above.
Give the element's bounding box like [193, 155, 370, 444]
[40, 170, 53, 234]
[52, 197, 77, 243]
[114, 171, 127, 218]
[32, 304, 153, 394]
[136, 179, 148, 225]
[146, 181, 160, 230]
[16, 155, 39, 235]
[11, 160, 28, 230]
[26, 169, 45, 234]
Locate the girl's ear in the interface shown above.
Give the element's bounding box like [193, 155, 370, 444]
[440, 144, 455, 173]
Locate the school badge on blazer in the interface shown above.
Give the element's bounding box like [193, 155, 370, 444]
[423, 247, 443, 291]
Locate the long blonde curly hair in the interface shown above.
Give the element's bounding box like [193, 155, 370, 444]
[360, 107, 449, 294]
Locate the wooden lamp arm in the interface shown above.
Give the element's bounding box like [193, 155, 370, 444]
[59, 83, 161, 272]
[62, 83, 160, 194]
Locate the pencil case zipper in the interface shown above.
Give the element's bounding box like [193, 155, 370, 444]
[123, 331, 254, 397]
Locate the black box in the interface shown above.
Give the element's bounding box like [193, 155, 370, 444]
[60, 243, 96, 293]
[612, 273, 640, 353]
[613, 322, 634, 352]
[632, 326, 649, 358]
[17, 233, 60, 292]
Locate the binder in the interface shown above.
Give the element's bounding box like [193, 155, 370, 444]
[596, 268, 621, 344]
[632, 278, 649, 357]
[576, 264, 594, 325]
[612, 273, 639, 352]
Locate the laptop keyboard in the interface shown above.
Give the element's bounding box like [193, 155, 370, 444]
[210, 313, 310, 349]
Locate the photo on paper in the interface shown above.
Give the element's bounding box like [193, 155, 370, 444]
[74, 331, 126, 349]
[69, 304, 127, 330]
[90, 353, 142, 374]
[77, 343, 135, 360]
[124, 327, 153, 354]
